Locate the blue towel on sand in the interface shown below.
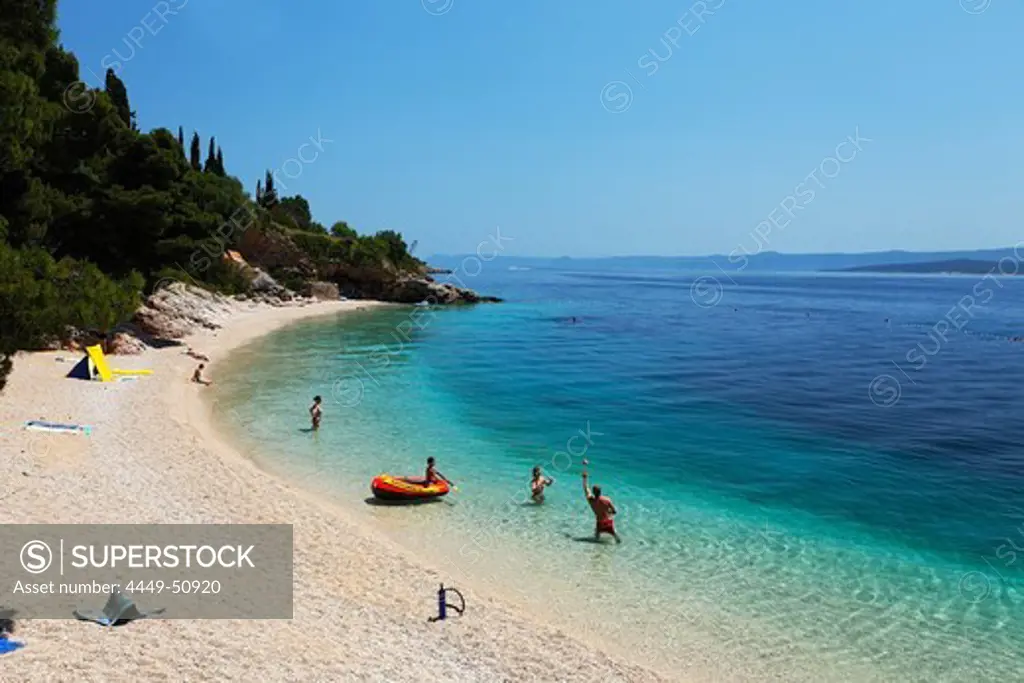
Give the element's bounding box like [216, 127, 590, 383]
[0, 638, 24, 654]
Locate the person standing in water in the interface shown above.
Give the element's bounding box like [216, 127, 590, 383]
[309, 395, 323, 431]
[530, 466, 555, 503]
[582, 459, 620, 543]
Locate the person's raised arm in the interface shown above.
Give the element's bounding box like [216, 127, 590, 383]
[581, 470, 591, 499]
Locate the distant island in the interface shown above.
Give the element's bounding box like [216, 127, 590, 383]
[427, 247, 1024, 273]
[829, 259, 1018, 275]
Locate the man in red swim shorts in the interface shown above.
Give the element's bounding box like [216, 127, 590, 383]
[582, 460, 621, 544]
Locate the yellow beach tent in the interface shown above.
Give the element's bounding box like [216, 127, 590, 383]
[66, 344, 153, 382]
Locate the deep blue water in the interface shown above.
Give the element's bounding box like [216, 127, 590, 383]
[215, 266, 1024, 681]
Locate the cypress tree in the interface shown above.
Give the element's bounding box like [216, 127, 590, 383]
[263, 170, 278, 207]
[215, 147, 224, 176]
[189, 132, 202, 171]
[256, 179, 263, 205]
[203, 137, 216, 173]
[177, 126, 184, 150]
[103, 69, 135, 130]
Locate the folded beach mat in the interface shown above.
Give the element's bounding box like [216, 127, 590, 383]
[24, 420, 91, 436]
[73, 589, 164, 626]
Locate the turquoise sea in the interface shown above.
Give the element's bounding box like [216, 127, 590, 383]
[213, 265, 1024, 681]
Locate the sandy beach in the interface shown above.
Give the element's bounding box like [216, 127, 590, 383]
[0, 298, 665, 682]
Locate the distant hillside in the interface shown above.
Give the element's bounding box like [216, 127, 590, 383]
[428, 248, 1023, 273]
[831, 259, 1015, 275]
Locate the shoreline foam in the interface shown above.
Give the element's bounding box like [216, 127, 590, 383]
[0, 298, 664, 682]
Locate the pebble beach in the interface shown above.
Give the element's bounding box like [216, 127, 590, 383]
[0, 297, 663, 682]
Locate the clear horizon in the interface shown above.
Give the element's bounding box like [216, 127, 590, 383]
[58, 1, 1024, 258]
[427, 244, 1022, 260]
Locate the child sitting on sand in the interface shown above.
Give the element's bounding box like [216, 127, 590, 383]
[191, 363, 211, 386]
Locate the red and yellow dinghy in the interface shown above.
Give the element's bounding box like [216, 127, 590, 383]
[371, 474, 450, 501]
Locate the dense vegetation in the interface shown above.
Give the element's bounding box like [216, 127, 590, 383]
[0, 0, 423, 390]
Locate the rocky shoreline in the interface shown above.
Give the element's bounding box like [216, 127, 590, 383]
[52, 265, 499, 355]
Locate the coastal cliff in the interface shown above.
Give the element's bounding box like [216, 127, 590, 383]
[127, 271, 497, 349]
[235, 224, 500, 305]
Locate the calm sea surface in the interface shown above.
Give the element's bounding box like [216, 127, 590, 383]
[214, 266, 1024, 681]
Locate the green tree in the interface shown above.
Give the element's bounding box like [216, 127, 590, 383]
[276, 195, 312, 230]
[330, 221, 356, 239]
[215, 146, 224, 176]
[261, 170, 278, 207]
[374, 229, 414, 268]
[189, 131, 201, 171]
[203, 136, 216, 173]
[0, 242, 141, 391]
[177, 125, 184, 149]
[104, 68, 135, 130]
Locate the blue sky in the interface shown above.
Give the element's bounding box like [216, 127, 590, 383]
[57, 1, 1024, 258]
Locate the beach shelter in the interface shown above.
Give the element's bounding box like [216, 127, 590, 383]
[66, 344, 152, 382]
[85, 344, 115, 381]
[66, 354, 97, 380]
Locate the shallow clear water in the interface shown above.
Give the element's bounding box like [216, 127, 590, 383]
[214, 267, 1024, 681]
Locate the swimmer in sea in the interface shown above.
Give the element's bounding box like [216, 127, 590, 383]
[581, 459, 620, 543]
[530, 466, 555, 503]
[309, 395, 322, 431]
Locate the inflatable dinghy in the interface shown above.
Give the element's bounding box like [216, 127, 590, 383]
[371, 474, 450, 501]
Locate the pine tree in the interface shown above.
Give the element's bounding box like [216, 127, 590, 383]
[215, 147, 224, 176]
[189, 132, 202, 171]
[203, 137, 216, 173]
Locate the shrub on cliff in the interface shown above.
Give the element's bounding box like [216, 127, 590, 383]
[0, 242, 142, 390]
